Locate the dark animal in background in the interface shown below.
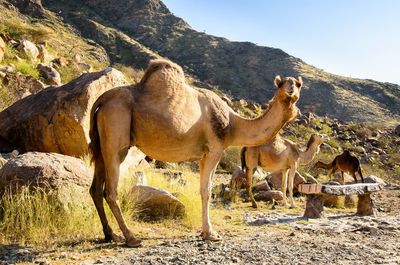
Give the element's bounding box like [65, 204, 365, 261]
[313, 150, 364, 183]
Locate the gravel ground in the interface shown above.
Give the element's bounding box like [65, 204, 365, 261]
[1, 189, 399, 265]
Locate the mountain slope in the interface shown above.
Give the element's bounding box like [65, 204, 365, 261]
[9, 0, 400, 122]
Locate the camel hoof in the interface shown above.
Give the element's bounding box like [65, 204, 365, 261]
[251, 202, 258, 209]
[126, 236, 142, 248]
[201, 231, 222, 241]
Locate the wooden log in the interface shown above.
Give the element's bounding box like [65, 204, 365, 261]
[304, 195, 324, 218]
[357, 193, 376, 216]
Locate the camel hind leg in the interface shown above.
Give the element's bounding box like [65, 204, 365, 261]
[97, 103, 141, 247]
[90, 155, 123, 242]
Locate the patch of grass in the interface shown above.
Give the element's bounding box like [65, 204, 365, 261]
[113, 63, 143, 84]
[0, 19, 53, 43]
[14, 60, 40, 78]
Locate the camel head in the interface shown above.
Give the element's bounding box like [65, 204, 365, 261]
[308, 133, 329, 147]
[274, 75, 303, 120]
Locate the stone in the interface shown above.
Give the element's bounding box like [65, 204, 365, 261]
[254, 190, 284, 201]
[37, 63, 61, 86]
[130, 185, 185, 220]
[268, 171, 306, 193]
[0, 152, 92, 206]
[133, 171, 148, 185]
[230, 166, 246, 190]
[357, 193, 376, 216]
[394, 125, 400, 137]
[2, 71, 45, 99]
[304, 195, 324, 218]
[253, 180, 271, 192]
[16, 39, 39, 59]
[52, 57, 68, 67]
[363, 175, 385, 185]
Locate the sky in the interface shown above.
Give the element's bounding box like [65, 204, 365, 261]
[163, 0, 400, 85]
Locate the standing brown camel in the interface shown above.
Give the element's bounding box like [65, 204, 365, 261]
[89, 59, 302, 247]
[313, 150, 364, 183]
[241, 133, 326, 209]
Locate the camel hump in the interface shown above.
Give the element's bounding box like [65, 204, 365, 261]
[139, 59, 185, 86]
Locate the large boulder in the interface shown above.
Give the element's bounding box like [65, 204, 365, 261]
[254, 190, 284, 202]
[130, 185, 185, 220]
[0, 68, 125, 156]
[0, 152, 92, 206]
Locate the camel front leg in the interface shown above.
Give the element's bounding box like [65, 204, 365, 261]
[281, 169, 289, 207]
[245, 167, 258, 208]
[200, 151, 222, 241]
[287, 164, 297, 208]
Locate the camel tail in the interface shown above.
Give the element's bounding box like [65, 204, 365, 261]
[241, 147, 247, 171]
[88, 97, 104, 164]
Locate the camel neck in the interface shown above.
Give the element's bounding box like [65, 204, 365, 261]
[299, 141, 321, 165]
[228, 99, 294, 147]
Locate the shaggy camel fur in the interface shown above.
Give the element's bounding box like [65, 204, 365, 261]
[89, 59, 302, 247]
[241, 133, 326, 208]
[313, 150, 364, 183]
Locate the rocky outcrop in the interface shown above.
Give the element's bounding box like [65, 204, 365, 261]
[0, 152, 92, 206]
[0, 67, 127, 156]
[130, 185, 185, 220]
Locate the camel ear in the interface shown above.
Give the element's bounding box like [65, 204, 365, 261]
[274, 75, 282, 88]
[296, 76, 303, 88]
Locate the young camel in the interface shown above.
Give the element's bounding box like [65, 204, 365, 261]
[313, 150, 364, 183]
[89, 59, 302, 247]
[241, 133, 326, 208]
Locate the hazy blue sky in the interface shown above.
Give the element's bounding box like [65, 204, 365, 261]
[163, 0, 400, 84]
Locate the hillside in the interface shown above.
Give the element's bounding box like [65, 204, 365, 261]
[38, 0, 400, 122]
[1, 0, 400, 123]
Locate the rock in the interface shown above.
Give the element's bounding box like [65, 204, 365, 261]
[268, 171, 306, 192]
[0, 68, 146, 173]
[37, 63, 61, 86]
[2, 71, 45, 98]
[394, 125, 400, 136]
[254, 190, 284, 201]
[0, 152, 92, 206]
[364, 175, 385, 185]
[16, 39, 39, 59]
[52, 57, 68, 67]
[130, 185, 185, 220]
[37, 44, 52, 63]
[253, 180, 271, 192]
[230, 166, 246, 190]
[1, 64, 16, 73]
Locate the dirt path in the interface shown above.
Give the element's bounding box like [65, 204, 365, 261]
[1, 190, 399, 265]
